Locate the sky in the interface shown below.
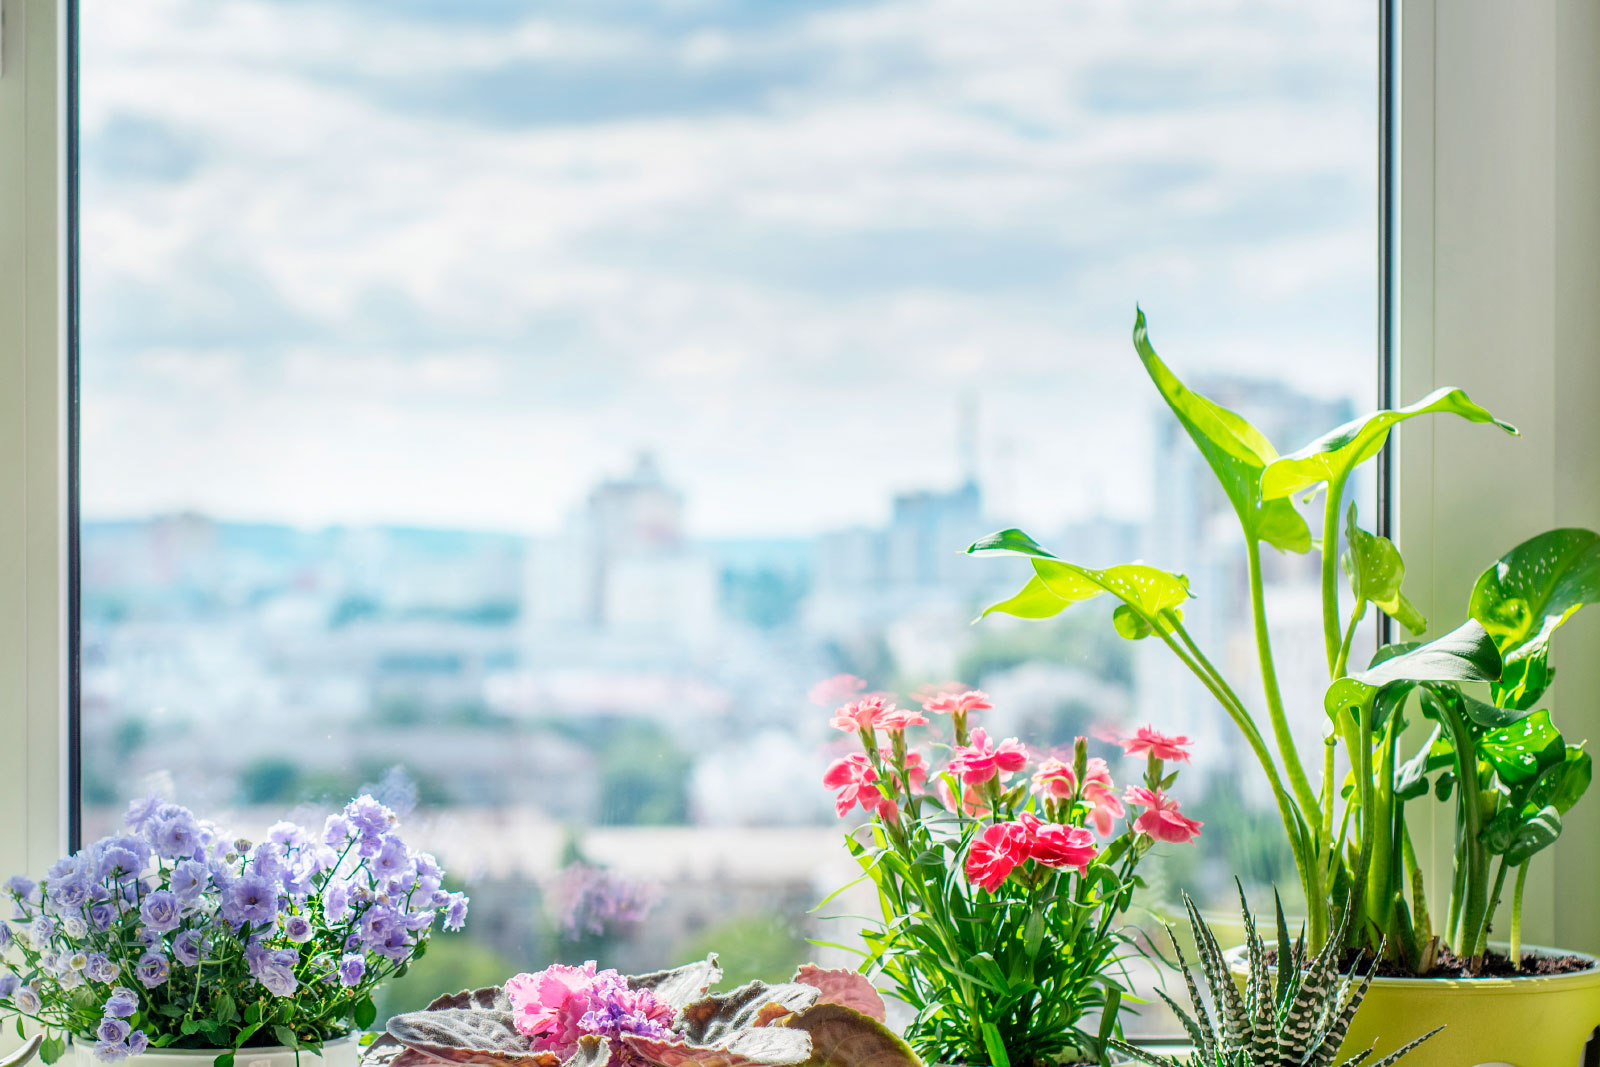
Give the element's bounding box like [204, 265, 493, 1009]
[79, 0, 1377, 538]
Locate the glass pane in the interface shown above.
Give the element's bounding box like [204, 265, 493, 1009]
[79, 0, 1376, 1036]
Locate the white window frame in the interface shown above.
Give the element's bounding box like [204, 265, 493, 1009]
[0, 0, 1595, 958]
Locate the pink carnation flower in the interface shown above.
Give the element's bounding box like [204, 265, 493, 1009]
[1017, 813, 1097, 873]
[964, 822, 1027, 891]
[922, 689, 993, 716]
[877, 705, 929, 732]
[1119, 725, 1193, 763]
[830, 696, 891, 733]
[1124, 786, 1203, 844]
[947, 728, 1028, 785]
[1080, 757, 1125, 835]
[1031, 758, 1077, 799]
[822, 754, 886, 818]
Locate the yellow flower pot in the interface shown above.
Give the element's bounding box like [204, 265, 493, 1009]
[1228, 945, 1600, 1067]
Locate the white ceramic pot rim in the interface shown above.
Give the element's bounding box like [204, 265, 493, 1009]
[1222, 942, 1600, 986]
[71, 1034, 360, 1059]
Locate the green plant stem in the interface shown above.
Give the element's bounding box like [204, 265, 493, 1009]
[1333, 601, 1365, 680]
[1473, 857, 1510, 966]
[1320, 473, 1349, 675]
[1349, 696, 1377, 949]
[1436, 697, 1486, 955]
[1510, 861, 1529, 967]
[1246, 536, 1323, 839]
[1159, 618, 1316, 936]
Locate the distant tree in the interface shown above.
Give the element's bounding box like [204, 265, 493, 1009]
[673, 914, 809, 989]
[597, 722, 690, 826]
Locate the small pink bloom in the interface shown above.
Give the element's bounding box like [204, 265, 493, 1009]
[1119, 725, 1193, 763]
[1017, 813, 1097, 873]
[1031, 758, 1077, 799]
[823, 754, 882, 818]
[877, 705, 929, 732]
[1124, 786, 1203, 844]
[1081, 758, 1124, 836]
[830, 696, 891, 733]
[505, 962, 597, 1048]
[922, 689, 994, 716]
[935, 777, 992, 817]
[964, 822, 1027, 891]
[810, 674, 867, 705]
[947, 728, 1028, 785]
[881, 749, 928, 794]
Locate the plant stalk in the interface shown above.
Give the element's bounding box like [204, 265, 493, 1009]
[1510, 861, 1529, 967]
[1320, 473, 1349, 675]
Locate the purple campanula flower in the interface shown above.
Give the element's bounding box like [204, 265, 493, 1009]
[123, 794, 164, 834]
[49, 875, 91, 911]
[97, 847, 142, 882]
[127, 1032, 148, 1056]
[323, 882, 351, 922]
[86, 953, 121, 984]
[323, 814, 353, 848]
[445, 892, 469, 932]
[248, 843, 287, 883]
[259, 964, 297, 997]
[32, 916, 57, 943]
[402, 910, 435, 932]
[89, 902, 115, 930]
[337, 954, 365, 987]
[371, 837, 411, 880]
[13, 985, 41, 1013]
[92, 1041, 130, 1063]
[97, 1018, 131, 1044]
[171, 929, 203, 966]
[0, 972, 18, 999]
[139, 890, 182, 933]
[283, 914, 313, 943]
[344, 796, 395, 840]
[169, 860, 209, 902]
[376, 929, 413, 961]
[222, 874, 279, 928]
[134, 952, 169, 989]
[63, 915, 88, 939]
[358, 906, 398, 944]
[150, 808, 202, 860]
[0, 922, 10, 951]
[59, 968, 86, 991]
[5, 876, 37, 899]
[103, 988, 139, 1018]
[267, 822, 306, 847]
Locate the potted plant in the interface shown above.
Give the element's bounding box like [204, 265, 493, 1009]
[363, 954, 922, 1067]
[813, 680, 1203, 1067]
[968, 309, 1600, 1064]
[1107, 891, 1439, 1067]
[0, 795, 468, 1067]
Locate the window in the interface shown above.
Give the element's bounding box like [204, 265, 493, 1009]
[77, 0, 1377, 1030]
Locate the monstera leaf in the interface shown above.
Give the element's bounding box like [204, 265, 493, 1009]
[969, 528, 1190, 631]
[631, 956, 725, 1010]
[1324, 620, 1501, 725]
[1469, 528, 1600, 708]
[777, 1005, 921, 1067]
[1260, 386, 1517, 500]
[1342, 503, 1426, 636]
[1131, 308, 1310, 553]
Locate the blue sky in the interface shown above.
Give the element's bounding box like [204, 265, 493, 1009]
[79, 0, 1376, 537]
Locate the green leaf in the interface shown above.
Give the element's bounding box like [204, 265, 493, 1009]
[1470, 528, 1600, 707]
[1261, 386, 1517, 500]
[1528, 746, 1592, 814]
[354, 997, 378, 1031]
[214, 1055, 235, 1067]
[1479, 710, 1565, 785]
[1132, 308, 1310, 552]
[1325, 620, 1501, 721]
[1342, 503, 1426, 635]
[1483, 804, 1562, 865]
[970, 528, 1190, 627]
[215, 993, 238, 1025]
[273, 1025, 299, 1050]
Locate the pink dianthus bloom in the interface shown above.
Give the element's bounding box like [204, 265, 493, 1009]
[823, 754, 885, 818]
[830, 696, 891, 733]
[922, 689, 993, 716]
[877, 705, 929, 732]
[1031, 758, 1077, 799]
[934, 777, 992, 817]
[947, 728, 1028, 785]
[964, 822, 1027, 892]
[1017, 813, 1097, 873]
[1124, 786, 1203, 844]
[1080, 757, 1124, 836]
[809, 674, 867, 706]
[1119, 725, 1193, 763]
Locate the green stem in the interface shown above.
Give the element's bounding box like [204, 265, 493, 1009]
[1474, 856, 1510, 967]
[1321, 473, 1349, 675]
[1349, 696, 1377, 949]
[1363, 710, 1400, 955]
[1247, 536, 1324, 838]
[1437, 696, 1486, 954]
[1510, 861, 1529, 967]
[1333, 600, 1366, 680]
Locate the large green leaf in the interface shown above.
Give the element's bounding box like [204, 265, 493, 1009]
[1342, 503, 1426, 636]
[1528, 746, 1593, 814]
[969, 528, 1190, 627]
[1324, 620, 1502, 721]
[1469, 528, 1600, 708]
[1132, 309, 1310, 553]
[1478, 709, 1565, 786]
[1482, 804, 1562, 866]
[1260, 386, 1516, 500]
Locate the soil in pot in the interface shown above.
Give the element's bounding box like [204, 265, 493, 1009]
[1264, 945, 1593, 979]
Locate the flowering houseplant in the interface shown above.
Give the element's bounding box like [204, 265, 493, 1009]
[0, 795, 468, 1065]
[819, 683, 1201, 1067]
[970, 309, 1596, 977]
[368, 955, 921, 1067]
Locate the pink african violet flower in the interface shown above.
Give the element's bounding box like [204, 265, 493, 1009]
[1124, 786, 1203, 844]
[964, 822, 1028, 891]
[947, 728, 1028, 785]
[505, 962, 598, 1051]
[823, 754, 885, 818]
[1031, 758, 1077, 799]
[1017, 813, 1097, 873]
[810, 674, 867, 705]
[1119, 725, 1193, 763]
[830, 696, 891, 733]
[1080, 758, 1125, 835]
[922, 689, 993, 716]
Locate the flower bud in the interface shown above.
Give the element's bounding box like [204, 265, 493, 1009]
[1072, 736, 1088, 788]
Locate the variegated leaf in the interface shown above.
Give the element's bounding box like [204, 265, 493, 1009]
[1365, 1026, 1444, 1067]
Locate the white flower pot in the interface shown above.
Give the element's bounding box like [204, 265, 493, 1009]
[70, 1035, 361, 1067]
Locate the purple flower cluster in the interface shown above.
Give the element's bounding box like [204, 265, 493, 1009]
[547, 864, 657, 940]
[0, 794, 469, 1062]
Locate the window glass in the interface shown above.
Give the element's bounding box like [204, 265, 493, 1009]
[80, 0, 1376, 1032]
